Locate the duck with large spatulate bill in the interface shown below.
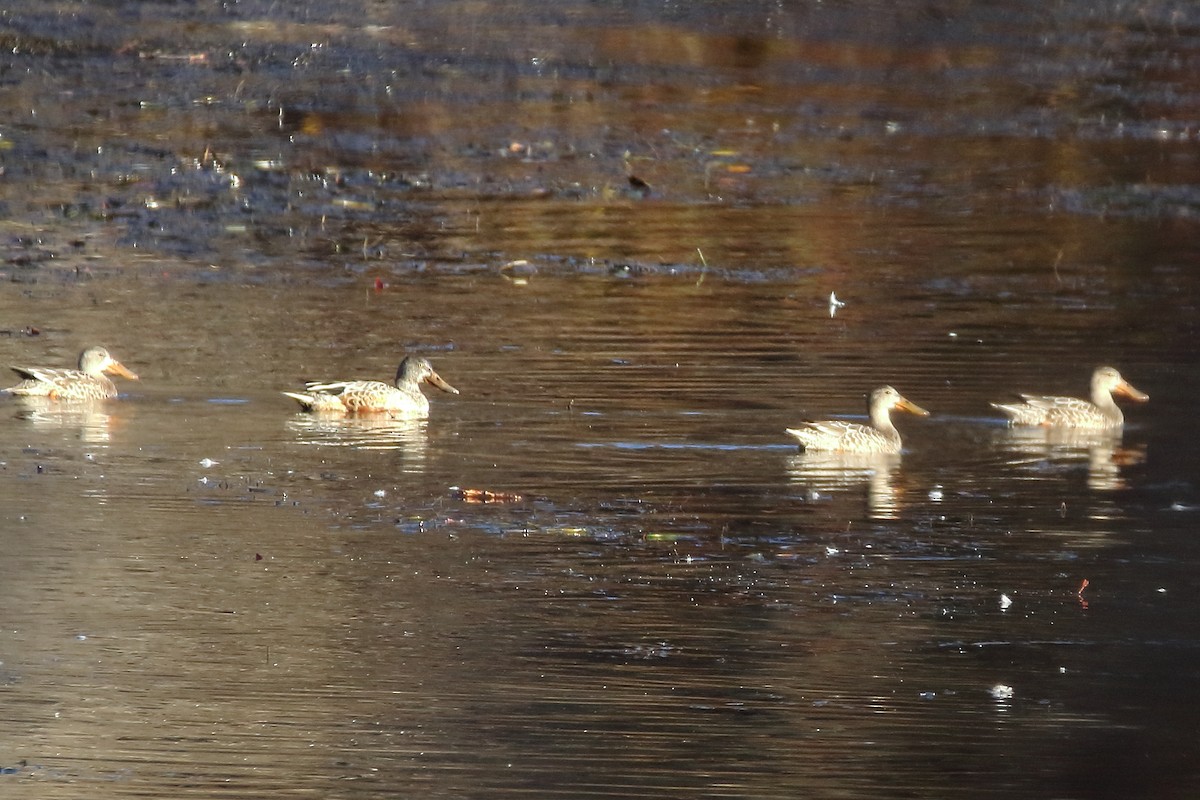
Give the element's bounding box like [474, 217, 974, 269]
[991, 366, 1147, 429]
[4, 346, 139, 401]
[786, 385, 929, 455]
[283, 355, 458, 418]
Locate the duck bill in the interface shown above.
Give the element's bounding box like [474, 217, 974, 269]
[896, 397, 930, 417]
[105, 360, 139, 380]
[425, 371, 459, 395]
[1115, 380, 1148, 402]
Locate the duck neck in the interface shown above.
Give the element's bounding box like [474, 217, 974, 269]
[1091, 383, 1124, 424]
[869, 404, 900, 442]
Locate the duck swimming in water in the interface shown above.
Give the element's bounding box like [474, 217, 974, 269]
[786, 385, 929, 455]
[4, 346, 139, 401]
[991, 366, 1148, 429]
[283, 354, 458, 418]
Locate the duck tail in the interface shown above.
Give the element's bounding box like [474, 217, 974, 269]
[282, 391, 316, 409]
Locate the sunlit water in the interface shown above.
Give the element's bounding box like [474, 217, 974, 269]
[1, 1, 1199, 798]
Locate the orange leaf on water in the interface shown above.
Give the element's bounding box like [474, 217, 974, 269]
[451, 486, 526, 504]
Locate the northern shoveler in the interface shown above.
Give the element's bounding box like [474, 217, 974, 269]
[283, 355, 458, 418]
[991, 366, 1148, 429]
[4, 346, 139, 401]
[786, 385, 929, 454]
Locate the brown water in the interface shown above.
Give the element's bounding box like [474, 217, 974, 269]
[1, 2, 1200, 798]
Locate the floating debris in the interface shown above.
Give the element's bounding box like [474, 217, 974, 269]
[989, 684, 1014, 700]
[500, 259, 532, 285]
[332, 197, 375, 212]
[450, 486, 526, 504]
[627, 174, 651, 197]
[1000, 593, 1013, 610]
[139, 50, 209, 64]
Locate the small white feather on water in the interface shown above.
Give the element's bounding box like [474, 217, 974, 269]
[828, 291, 846, 318]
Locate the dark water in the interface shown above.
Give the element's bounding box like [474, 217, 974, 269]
[1, 2, 1199, 798]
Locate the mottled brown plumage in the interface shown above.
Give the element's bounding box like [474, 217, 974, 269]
[5, 346, 139, 401]
[786, 386, 929, 454]
[991, 366, 1148, 429]
[283, 355, 458, 418]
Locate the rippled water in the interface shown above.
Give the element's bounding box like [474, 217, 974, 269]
[2, 1, 1199, 798]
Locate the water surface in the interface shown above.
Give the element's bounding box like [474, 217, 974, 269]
[1, 2, 1199, 798]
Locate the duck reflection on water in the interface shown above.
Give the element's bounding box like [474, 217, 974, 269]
[787, 451, 903, 520]
[10, 396, 114, 444]
[285, 414, 430, 468]
[994, 424, 1146, 492]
